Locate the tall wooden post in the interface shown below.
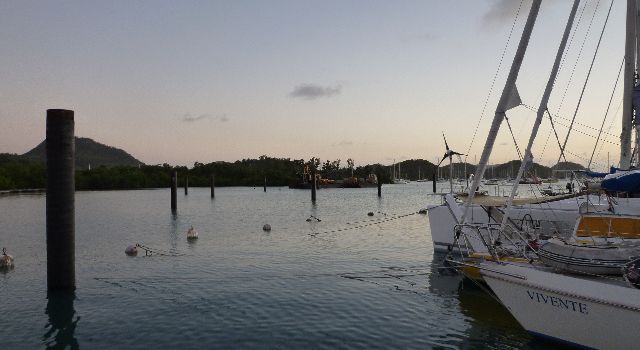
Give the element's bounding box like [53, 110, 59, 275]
[210, 174, 215, 198]
[171, 170, 177, 212]
[377, 173, 382, 198]
[432, 173, 436, 193]
[311, 166, 317, 202]
[264, 176, 267, 192]
[46, 109, 75, 291]
[184, 173, 188, 195]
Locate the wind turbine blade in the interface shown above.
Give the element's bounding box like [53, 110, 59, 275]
[442, 132, 450, 151]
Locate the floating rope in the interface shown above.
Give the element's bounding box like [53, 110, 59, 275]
[309, 211, 419, 237]
[136, 243, 184, 257]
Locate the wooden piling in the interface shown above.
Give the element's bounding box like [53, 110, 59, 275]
[210, 174, 215, 198]
[432, 173, 436, 193]
[311, 167, 317, 202]
[46, 109, 76, 291]
[377, 174, 382, 197]
[171, 170, 177, 212]
[264, 176, 267, 192]
[184, 173, 188, 195]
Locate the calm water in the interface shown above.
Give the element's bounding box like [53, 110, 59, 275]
[1, 183, 564, 349]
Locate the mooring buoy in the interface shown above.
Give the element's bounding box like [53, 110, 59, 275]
[367, 212, 374, 216]
[125, 245, 138, 256]
[263, 224, 272, 231]
[187, 226, 199, 240]
[0, 247, 14, 268]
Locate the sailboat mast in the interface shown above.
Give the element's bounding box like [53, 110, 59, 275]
[500, 0, 581, 231]
[621, 0, 636, 169]
[461, 0, 542, 223]
[635, 0, 640, 166]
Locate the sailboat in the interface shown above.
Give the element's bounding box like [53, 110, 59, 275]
[416, 167, 428, 182]
[443, 1, 640, 348]
[392, 160, 409, 184]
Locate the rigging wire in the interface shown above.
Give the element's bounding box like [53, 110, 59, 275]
[504, 114, 523, 160]
[595, 98, 623, 169]
[546, 108, 569, 163]
[588, 57, 624, 169]
[463, 0, 525, 164]
[522, 104, 622, 143]
[541, 2, 595, 160]
[552, 0, 593, 120]
[557, 0, 613, 165]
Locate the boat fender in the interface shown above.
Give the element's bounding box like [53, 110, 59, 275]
[263, 224, 271, 231]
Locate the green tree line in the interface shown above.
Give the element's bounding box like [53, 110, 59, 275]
[0, 153, 583, 191]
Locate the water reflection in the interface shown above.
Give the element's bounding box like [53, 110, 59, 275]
[428, 252, 463, 296]
[43, 292, 79, 350]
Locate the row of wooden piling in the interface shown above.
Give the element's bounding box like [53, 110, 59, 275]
[170, 169, 383, 210]
[44, 108, 437, 292]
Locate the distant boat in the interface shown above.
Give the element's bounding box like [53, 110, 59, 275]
[392, 160, 409, 184]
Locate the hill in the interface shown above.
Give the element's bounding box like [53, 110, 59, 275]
[23, 137, 143, 169]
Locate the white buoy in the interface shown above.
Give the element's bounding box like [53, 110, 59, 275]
[0, 247, 14, 268]
[187, 226, 198, 240]
[125, 245, 138, 256]
[263, 224, 271, 231]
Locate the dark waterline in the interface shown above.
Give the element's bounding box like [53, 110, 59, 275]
[1, 185, 561, 349]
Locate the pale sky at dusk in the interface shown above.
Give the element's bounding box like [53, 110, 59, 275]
[0, 0, 630, 171]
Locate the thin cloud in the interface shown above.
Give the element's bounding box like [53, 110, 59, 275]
[181, 113, 229, 123]
[182, 113, 211, 122]
[481, 0, 565, 29]
[482, 0, 522, 28]
[290, 84, 341, 100]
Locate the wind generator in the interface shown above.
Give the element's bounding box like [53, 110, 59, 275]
[436, 133, 465, 194]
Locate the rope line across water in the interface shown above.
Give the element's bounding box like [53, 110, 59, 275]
[309, 212, 420, 237]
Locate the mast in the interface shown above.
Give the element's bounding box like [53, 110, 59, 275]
[621, 0, 636, 169]
[449, 155, 453, 193]
[635, 0, 640, 166]
[500, 0, 581, 231]
[461, 0, 541, 223]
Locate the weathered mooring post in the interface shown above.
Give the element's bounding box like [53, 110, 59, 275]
[377, 174, 382, 198]
[311, 166, 317, 202]
[432, 173, 436, 193]
[210, 174, 215, 198]
[184, 173, 188, 195]
[46, 109, 75, 291]
[171, 170, 177, 212]
[264, 176, 267, 192]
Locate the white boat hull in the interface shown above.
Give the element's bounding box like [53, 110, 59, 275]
[481, 263, 640, 349]
[426, 194, 637, 253]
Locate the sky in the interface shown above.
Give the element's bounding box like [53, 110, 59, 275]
[0, 0, 631, 170]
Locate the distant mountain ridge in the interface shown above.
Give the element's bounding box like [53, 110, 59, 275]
[23, 137, 143, 169]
